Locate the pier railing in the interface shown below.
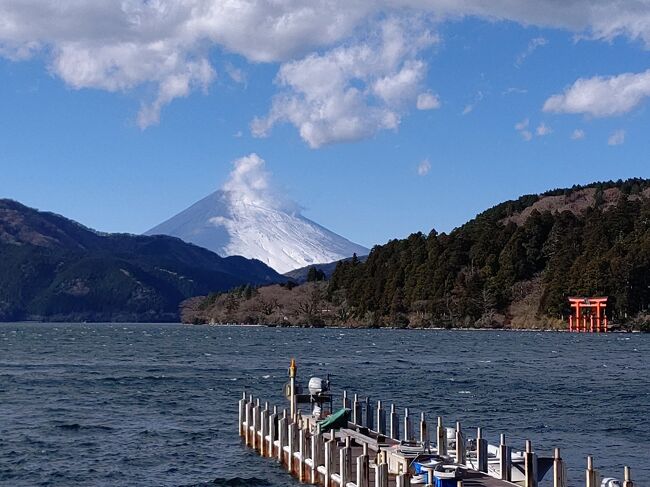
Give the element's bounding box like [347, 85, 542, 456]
[237, 391, 635, 487]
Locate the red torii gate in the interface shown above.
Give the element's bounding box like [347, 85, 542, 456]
[568, 297, 608, 332]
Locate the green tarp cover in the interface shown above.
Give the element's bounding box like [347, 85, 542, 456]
[317, 408, 350, 432]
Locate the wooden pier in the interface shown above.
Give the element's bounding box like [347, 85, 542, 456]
[236, 362, 636, 487]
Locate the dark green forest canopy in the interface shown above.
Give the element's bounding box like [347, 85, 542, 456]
[327, 178, 650, 328]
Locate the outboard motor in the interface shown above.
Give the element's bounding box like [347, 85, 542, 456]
[308, 376, 330, 419]
[601, 478, 622, 487]
[309, 377, 325, 395]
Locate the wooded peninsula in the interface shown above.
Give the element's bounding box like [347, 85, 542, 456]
[182, 179, 650, 331]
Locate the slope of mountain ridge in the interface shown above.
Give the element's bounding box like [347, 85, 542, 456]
[145, 190, 369, 274]
[0, 199, 284, 322]
[283, 254, 368, 283]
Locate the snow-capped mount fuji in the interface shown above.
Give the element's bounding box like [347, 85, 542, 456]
[145, 190, 369, 274]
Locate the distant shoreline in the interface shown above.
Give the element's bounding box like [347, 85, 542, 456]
[2, 321, 644, 333]
[195, 322, 644, 333]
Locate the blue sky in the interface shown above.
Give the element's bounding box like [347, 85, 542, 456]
[1, 2, 649, 248]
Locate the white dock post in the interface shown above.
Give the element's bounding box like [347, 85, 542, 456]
[357, 443, 370, 487]
[278, 410, 287, 463]
[376, 461, 389, 487]
[245, 397, 253, 446]
[298, 425, 306, 482]
[365, 397, 374, 430]
[377, 400, 386, 435]
[404, 408, 412, 441]
[324, 435, 336, 487]
[260, 403, 269, 456]
[524, 440, 538, 487]
[455, 421, 465, 464]
[353, 394, 362, 425]
[476, 428, 488, 473]
[390, 404, 400, 439]
[419, 412, 428, 448]
[340, 437, 352, 487]
[343, 390, 350, 409]
[585, 455, 600, 487]
[623, 466, 634, 487]
[288, 422, 296, 474]
[311, 432, 322, 484]
[396, 473, 411, 487]
[238, 392, 247, 437]
[252, 399, 260, 450]
[499, 434, 511, 482]
[553, 448, 565, 487]
[436, 416, 446, 455]
[268, 405, 278, 458]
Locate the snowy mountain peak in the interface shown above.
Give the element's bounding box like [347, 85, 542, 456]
[145, 153, 368, 274]
[146, 189, 368, 274]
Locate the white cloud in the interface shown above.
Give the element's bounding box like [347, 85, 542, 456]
[461, 90, 484, 115]
[543, 69, 650, 117]
[515, 119, 529, 131]
[417, 92, 440, 110]
[503, 87, 528, 95]
[515, 36, 548, 66]
[571, 128, 585, 140]
[417, 158, 431, 176]
[251, 17, 437, 147]
[2, 1, 650, 138]
[221, 153, 298, 212]
[225, 63, 246, 85]
[608, 129, 625, 146]
[536, 122, 552, 136]
[514, 118, 532, 141]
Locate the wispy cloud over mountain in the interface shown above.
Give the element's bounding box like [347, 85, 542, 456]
[222, 153, 299, 213]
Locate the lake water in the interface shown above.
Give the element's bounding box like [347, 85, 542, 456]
[1, 323, 648, 486]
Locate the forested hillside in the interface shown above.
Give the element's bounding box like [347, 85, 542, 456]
[328, 179, 650, 329]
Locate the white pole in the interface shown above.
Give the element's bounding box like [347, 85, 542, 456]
[476, 428, 487, 473]
[289, 359, 297, 420]
[238, 392, 247, 437]
[420, 412, 428, 448]
[499, 434, 511, 482]
[436, 416, 446, 455]
[357, 449, 369, 487]
[455, 421, 465, 464]
[553, 448, 565, 487]
[404, 408, 412, 441]
[524, 440, 538, 487]
[390, 404, 399, 439]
